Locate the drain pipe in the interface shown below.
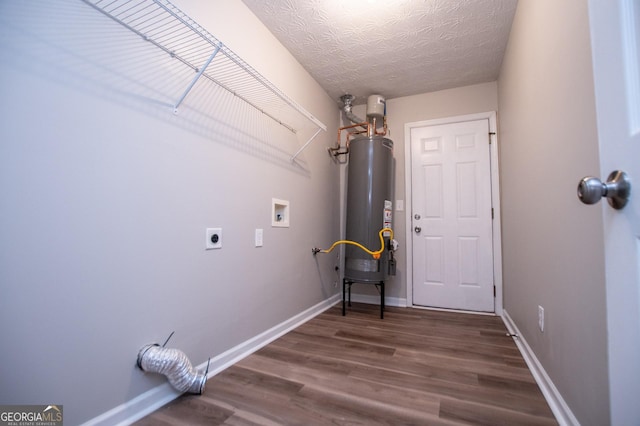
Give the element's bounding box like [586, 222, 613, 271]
[137, 343, 207, 394]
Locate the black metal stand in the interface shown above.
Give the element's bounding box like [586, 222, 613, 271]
[342, 278, 385, 319]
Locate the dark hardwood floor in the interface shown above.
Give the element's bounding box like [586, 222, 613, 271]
[134, 303, 557, 425]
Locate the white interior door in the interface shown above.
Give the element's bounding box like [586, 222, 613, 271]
[588, 1, 640, 423]
[410, 119, 494, 312]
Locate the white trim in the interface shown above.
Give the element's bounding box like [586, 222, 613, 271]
[410, 305, 496, 316]
[404, 111, 503, 315]
[404, 122, 414, 308]
[348, 293, 407, 308]
[502, 309, 580, 426]
[81, 294, 341, 426]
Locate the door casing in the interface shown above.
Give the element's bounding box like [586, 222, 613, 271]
[404, 111, 503, 315]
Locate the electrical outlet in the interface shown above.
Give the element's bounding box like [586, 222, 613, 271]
[538, 305, 544, 332]
[205, 228, 222, 249]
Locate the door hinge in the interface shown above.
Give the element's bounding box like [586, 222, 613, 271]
[491, 207, 494, 219]
[494, 285, 496, 297]
[489, 132, 496, 144]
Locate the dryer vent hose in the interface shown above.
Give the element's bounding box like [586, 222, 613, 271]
[137, 344, 206, 394]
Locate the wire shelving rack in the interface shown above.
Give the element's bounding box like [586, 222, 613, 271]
[79, 0, 326, 160]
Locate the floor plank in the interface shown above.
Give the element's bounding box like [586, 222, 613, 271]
[134, 303, 557, 425]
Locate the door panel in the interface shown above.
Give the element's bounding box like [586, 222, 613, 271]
[424, 236, 444, 284]
[411, 119, 494, 312]
[458, 236, 479, 286]
[422, 164, 443, 218]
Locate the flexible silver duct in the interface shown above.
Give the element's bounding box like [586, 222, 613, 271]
[137, 344, 206, 394]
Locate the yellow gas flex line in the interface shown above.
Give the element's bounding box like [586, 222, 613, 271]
[313, 228, 394, 259]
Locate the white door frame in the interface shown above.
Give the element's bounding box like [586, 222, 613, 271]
[404, 111, 503, 315]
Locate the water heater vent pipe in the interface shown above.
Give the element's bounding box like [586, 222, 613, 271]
[340, 94, 365, 125]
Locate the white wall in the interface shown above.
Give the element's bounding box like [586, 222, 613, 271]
[497, 0, 609, 424]
[0, 1, 339, 424]
[351, 82, 499, 302]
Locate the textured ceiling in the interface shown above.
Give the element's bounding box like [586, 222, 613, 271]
[241, 0, 518, 105]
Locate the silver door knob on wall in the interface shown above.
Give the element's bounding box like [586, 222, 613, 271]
[577, 170, 631, 209]
[414, 226, 422, 233]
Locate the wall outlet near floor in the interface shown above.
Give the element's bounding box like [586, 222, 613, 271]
[538, 305, 545, 332]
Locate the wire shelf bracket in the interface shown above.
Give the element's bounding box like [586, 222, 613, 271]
[173, 42, 221, 114]
[291, 128, 323, 162]
[79, 0, 326, 160]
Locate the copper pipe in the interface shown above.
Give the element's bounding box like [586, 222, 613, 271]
[341, 121, 370, 132]
[375, 116, 388, 136]
[330, 116, 388, 157]
[330, 121, 370, 157]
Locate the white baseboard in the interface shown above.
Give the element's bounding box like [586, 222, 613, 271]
[82, 293, 341, 426]
[409, 305, 496, 316]
[347, 292, 407, 308]
[502, 309, 580, 426]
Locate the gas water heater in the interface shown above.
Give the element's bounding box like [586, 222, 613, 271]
[344, 95, 395, 283]
[312, 94, 395, 318]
